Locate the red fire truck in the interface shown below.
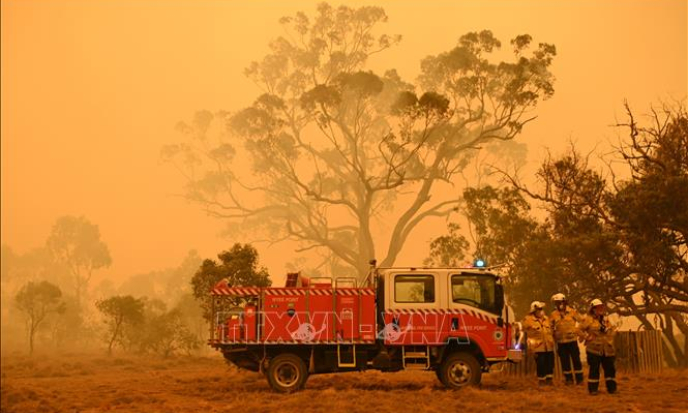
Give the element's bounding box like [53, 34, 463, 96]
[208, 262, 524, 392]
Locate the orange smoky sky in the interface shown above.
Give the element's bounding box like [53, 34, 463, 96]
[1, 0, 686, 286]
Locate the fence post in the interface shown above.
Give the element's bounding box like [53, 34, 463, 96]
[639, 332, 645, 373]
[635, 332, 640, 373]
[658, 330, 664, 371]
[655, 330, 663, 372]
[650, 330, 657, 373]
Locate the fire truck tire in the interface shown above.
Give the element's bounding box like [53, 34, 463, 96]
[266, 353, 308, 393]
[438, 352, 481, 389]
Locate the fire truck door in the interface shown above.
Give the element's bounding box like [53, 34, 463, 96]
[386, 273, 440, 345]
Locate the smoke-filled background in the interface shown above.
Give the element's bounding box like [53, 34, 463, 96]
[3, 0, 685, 279]
[1, 0, 687, 362]
[1, 2, 688, 412]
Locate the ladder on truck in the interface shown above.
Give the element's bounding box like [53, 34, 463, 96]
[402, 346, 430, 369]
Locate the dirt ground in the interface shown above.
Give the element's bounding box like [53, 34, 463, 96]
[1, 352, 687, 413]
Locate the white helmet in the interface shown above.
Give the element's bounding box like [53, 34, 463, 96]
[590, 298, 604, 309]
[552, 293, 566, 302]
[530, 301, 546, 313]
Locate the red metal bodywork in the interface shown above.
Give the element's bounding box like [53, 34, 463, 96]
[210, 280, 510, 360]
[212, 284, 377, 344]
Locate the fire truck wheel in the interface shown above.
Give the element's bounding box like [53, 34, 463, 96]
[266, 353, 308, 393]
[438, 352, 481, 389]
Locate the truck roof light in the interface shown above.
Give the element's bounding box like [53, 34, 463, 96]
[473, 258, 486, 268]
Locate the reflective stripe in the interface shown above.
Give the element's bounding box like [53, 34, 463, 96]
[574, 370, 584, 374]
[605, 378, 616, 382]
[587, 379, 600, 383]
[564, 371, 574, 375]
[538, 377, 547, 381]
[545, 374, 554, 379]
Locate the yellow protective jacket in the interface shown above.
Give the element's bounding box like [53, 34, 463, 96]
[579, 314, 616, 356]
[550, 308, 582, 344]
[523, 314, 555, 353]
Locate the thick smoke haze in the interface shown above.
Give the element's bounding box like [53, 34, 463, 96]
[1, 4, 688, 410]
[2, 0, 686, 286]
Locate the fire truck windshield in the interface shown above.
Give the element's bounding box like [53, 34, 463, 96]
[451, 274, 498, 314]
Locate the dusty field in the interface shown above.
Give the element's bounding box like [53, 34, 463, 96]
[1, 353, 687, 413]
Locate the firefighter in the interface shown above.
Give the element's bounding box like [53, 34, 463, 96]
[550, 293, 584, 385]
[580, 298, 617, 395]
[523, 301, 555, 386]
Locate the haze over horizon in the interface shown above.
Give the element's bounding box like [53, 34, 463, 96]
[2, 0, 686, 287]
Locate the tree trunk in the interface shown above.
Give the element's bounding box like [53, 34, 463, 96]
[661, 314, 685, 368]
[684, 329, 688, 369]
[108, 320, 121, 355]
[75, 275, 82, 309]
[668, 313, 688, 367]
[356, 204, 376, 282]
[381, 168, 439, 268]
[29, 322, 35, 355]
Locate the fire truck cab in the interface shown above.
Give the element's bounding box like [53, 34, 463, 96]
[208, 263, 523, 393]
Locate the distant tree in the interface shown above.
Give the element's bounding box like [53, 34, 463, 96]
[14, 281, 66, 354]
[0, 244, 16, 282]
[1, 245, 19, 345]
[164, 3, 557, 279]
[173, 293, 207, 346]
[96, 295, 144, 354]
[117, 272, 160, 302]
[1, 245, 68, 288]
[164, 250, 202, 302]
[93, 279, 118, 299]
[47, 294, 84, 349]
[115, 297, 203, 357]
[191, 244, 271, 321]
[136, 308, 200, 357]
[2, 245, 73, 351]
[47, 216, 112, 307]
[117, 250, 202, 306]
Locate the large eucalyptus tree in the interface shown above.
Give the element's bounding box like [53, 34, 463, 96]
[164, 3, 556, 278]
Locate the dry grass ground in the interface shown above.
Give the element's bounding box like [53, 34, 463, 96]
[1, 352, 687, 413]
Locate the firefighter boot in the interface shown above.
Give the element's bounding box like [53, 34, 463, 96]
[606, 378, 617, 394]
[575, 371, 584, 385]
[563, 372, 574, 385]
[545, 377, 554, 386]
[588, 380, 599, 395]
